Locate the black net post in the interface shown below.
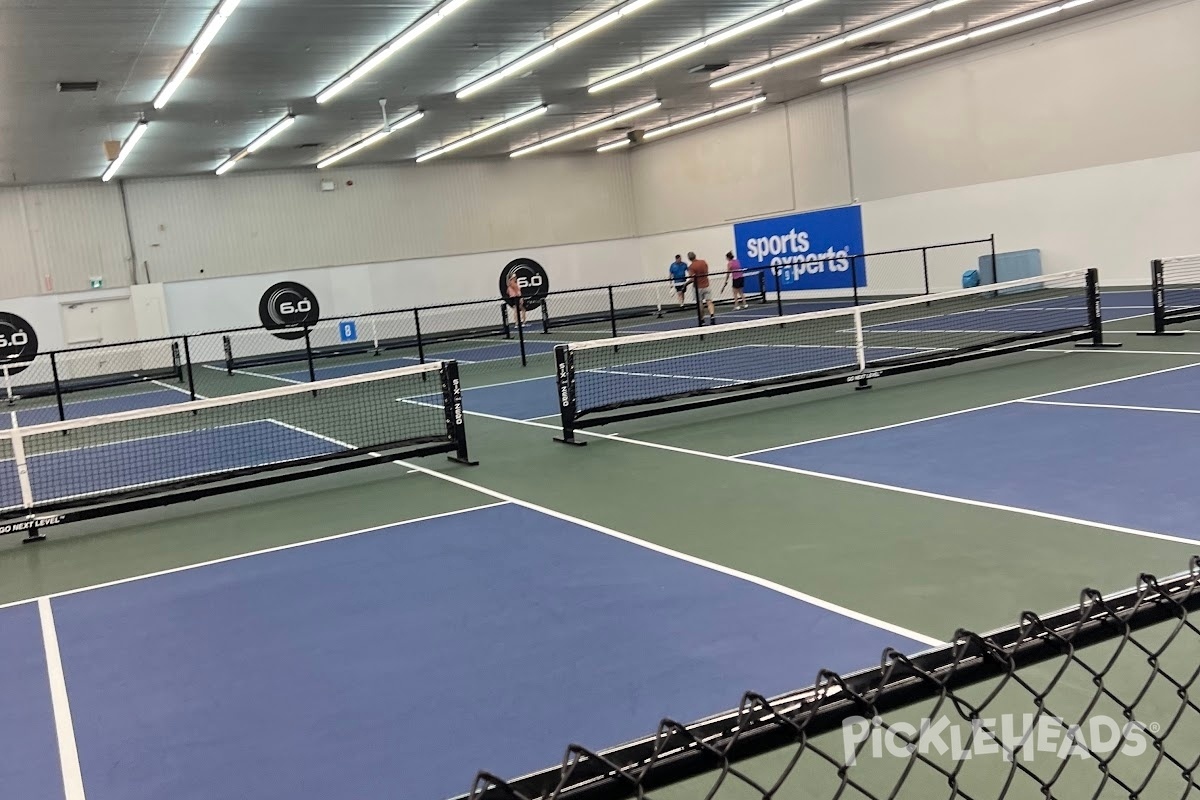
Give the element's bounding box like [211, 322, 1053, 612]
[500, 303, 511, 340]
[694, 281, 704, 327]
[1139, 259, 1174, 336]
[440, 360, 477, 466]
[1077, 267, 1122, 349]
[607, 286, 618, 338]
[540, 300, 550, 335]
[850, 254, 861, 305]
[773, 267, 783, 317]
[303, 327, 317, 382]
[516, 305, 527, 366]
[182, 336, 196, 401]
[49, 352, 65, 422]
[553, 345, 585, 446]
[413, 308, 426, 364]
[989, 233, 997, 277]
[222, 335, 234, 375]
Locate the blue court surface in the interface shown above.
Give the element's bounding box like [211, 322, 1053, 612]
[275, 339, 560, 382]
[741, 364, 1200, 540]
[0, 420, 340, 510]
[0, 502, 925, 800]
[1, 389, 188, 430]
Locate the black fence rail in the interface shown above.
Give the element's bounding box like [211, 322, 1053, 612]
[461, 557, 1200, 800]
[0, 237, 995, 421]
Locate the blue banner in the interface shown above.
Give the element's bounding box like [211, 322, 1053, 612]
[734, 205, 865, 293]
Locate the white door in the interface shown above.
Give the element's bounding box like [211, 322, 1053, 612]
[60, 298, 137, 346]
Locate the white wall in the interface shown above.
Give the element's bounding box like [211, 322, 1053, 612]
[164, 236, 646, 335]
[124, 154, 637, 284]
[847, 0, 1200, 200]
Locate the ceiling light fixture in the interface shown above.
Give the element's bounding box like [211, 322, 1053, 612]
[455, 0, 664, 100]
[101, 122, 148, 182]
[588, 0, 825, 94]
[214, 115, 296, 176]
[153, 0, 242, 109]
[415, 104, 547, 163]
[596, 96, 766, 149]
[597, 139, 631, 153]
[819, 3, 1066, 85]
[709, 0, 980, 90]
[316, 0, 476, 105]
[316, 110, 425, 169]
[510, 100, 661, 157]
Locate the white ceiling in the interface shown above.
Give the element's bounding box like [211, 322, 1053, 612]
[0, 0, 1132, 184]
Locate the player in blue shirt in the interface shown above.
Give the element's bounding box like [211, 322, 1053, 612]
[669, 255, 689, 307]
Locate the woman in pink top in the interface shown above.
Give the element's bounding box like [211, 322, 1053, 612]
[722, 251, 747, 310]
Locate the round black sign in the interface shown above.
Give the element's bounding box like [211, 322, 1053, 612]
[499, 258, 549, 311]
[0, 312, 37, 375]
[258, 282, 320, 340]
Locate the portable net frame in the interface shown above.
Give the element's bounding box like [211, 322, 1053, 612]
[462, 557, 1200, 800]
[1146, 254, 1200, 335]
[0, 360, 474, 541]
[553, 269, 1115, 442]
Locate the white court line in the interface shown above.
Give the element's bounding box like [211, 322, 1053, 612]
[201, 363, 302, 384]
[734, 360, 1200, 457]
[396, 457, 943, 647]
[39, 597, 86, 800]
[1039, 348, 1200, 355]
[457, 412, 1200, 550]
[149, 379, 193, 397]
[0, 504, 507, 614]
[587, 367, 745, 385]
[1020, 399, 1200, 415]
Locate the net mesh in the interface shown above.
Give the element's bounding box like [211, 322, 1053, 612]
[465, 559, 1200, 800]
[0, 362, 458, 520]
[563, 271, 1092, 418]
[1160, 254, 1200, 319]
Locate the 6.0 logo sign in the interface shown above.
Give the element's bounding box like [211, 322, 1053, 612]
[258, 282, 320, 341]
[0, 312, 38, 375]
[499, 258, 550, 311]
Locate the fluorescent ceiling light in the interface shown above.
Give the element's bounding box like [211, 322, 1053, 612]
[214, 115, 296, 175]
[455, 0, 664, 100]
[101, 122, 148, 182]
[316, 111, 425, 169]
[510, 100, 661, 157]
[588, 0, 828, 94]
[843, 7, 933, 42]
[317, 0, 478, 104]
[596, 139, 631, 153]
[819, 3, 1066, 85]
[415, 105, 547, 163]
[641, 96, 766, 140]
[708, 0, 988, 90]
[153, 0, 242, 109]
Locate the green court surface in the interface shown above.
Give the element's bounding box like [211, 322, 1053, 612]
[3, 310, 1199, 799]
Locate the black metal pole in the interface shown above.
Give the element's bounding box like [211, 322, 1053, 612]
[501, 303, 512, 340]
[541, 299, 550, 335]
[413, 308, 426, 364]
[303, 327, 316, 383]
[921, 248, 930, 296]
[850, 255, 860, 306]
[222, 335, 234, 375]
[694, 281, 704, 327]
[182, 336, 196, 401]
[516, 303, 528, 366]
[607, 286, 618, 338]
[50, 352, 65, 422]
[773, 267, 783, 317]
[1076, 268, 1122, 349]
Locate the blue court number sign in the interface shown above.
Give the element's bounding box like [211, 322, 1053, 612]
[339, 321, 358, 342]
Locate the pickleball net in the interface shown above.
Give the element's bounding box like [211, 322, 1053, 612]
[553, 269, 1107, 441]
[463, 558, 1200, 800]
[1147, 254, 1200, 334]
[0, 360, 473, 540]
